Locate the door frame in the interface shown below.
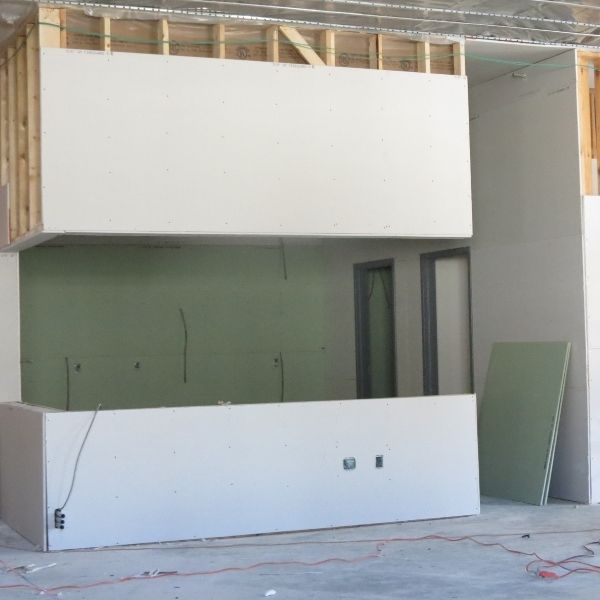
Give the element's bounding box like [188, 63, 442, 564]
[354, 258, 397, 399]
[420, 247, 474, 396]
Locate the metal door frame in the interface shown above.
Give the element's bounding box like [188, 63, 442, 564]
[420, 247, 474, 395]
[354, 258, 397, 399]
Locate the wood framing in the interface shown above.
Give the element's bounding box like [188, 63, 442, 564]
[280, 27, 325, 66]
[7, 46, 18, 241]
[266, 26, 279, 63]
[101, 17, 111, 52]
[578, 52, 594, 195]
[418, 41, 431, 74]
[453, 41, 466, 76]
[160, 18, 169, 56]
[16, 35, 30, 236]
[0, 54, 8, 187]
[213, 24, 225, 59]
[595, 70, 600, 189]
[323, 30, 335, 67]
[31, 4, 463, 77]
[26, 24, 41, 229]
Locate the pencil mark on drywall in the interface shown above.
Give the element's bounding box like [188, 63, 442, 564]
[179, 308, 188, 384]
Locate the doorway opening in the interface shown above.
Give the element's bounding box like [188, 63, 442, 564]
[354, 259, 397, 399]
[421, 247, 473, 396]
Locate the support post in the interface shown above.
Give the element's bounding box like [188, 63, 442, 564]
[323, 30, 335, 66]
[26, 24, 41, 229]
[417, 41, 431, 73]
[578, 54, 593, 195]
[213, 24, 225, 59]
[101, 17, 111, 52]
[38, 7, 62, 48]
[453, 40, 466, 76]
[16, 36, 30, 236]
[160, 18, 169, 55]
[266, 26, 279, 63]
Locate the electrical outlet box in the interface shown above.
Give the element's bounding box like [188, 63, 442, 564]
[54, 509, 65, 530]
[343, 457, 356, 470]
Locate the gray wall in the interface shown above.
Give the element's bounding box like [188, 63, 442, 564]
[469, 50, 589, 502]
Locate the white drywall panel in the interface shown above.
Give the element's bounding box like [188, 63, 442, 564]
[0, 253, 20, 402]
[469, 50, 590, 502]
[40, 49, 472, 239]
[0, 403, 46, 549]
[45, 396, 479, 550]
[435, 255, 472, 395]
[583, 197, 600, 502]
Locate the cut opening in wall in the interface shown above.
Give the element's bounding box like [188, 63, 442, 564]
[17, 237, 476, 411]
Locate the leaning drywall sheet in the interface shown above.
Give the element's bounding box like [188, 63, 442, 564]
[0, 253, 20, 403]
[584, 197, 600, 503]
[478, 342, 570, 505]
[45, 395, 479, 550]
[0, 403, 46, 549]
[40, 49, 472, 239]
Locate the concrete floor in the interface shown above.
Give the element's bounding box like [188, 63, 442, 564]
[1, 498, 600, 598]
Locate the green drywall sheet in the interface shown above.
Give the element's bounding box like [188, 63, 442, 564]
[20, 244, 330, 411]
[478, 342, 571, 506]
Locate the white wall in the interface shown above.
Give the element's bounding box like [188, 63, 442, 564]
[44, 396, 479, 550]
[584, 197, 600, 502]
[0, 253, 20, 402]
[0, 403, 46, 549]
[469, 51, 589, 502]
[39, 49, 472, 240]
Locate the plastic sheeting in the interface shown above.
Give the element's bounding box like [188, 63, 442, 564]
[3, 0, 600, 48]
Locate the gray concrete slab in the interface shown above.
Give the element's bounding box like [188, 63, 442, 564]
[1, 498, 600, 598]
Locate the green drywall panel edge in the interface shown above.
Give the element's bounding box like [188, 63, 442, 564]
[20, 244, 330, 410]
[478, 341, 571, 506]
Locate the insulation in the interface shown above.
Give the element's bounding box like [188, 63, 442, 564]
[4, 1, 600, 48]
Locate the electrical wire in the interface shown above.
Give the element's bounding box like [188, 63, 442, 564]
[59, 403, 102, 512]
[278, 350, 285, 402]
[64, 357, 71, 412]
[179, 307, 188, 384]
[279, 239, 288, 281]
[3, 528, 600, 593]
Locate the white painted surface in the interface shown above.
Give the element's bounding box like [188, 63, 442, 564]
[469, 50, 589, 502]
[0, 403, 46, 549]
[40, 49, 472, 239]
[45, 396, 479, 550]
[0, 253, 20, 403]
[435, 255, 472, 395]
[583, 197, 600, 502]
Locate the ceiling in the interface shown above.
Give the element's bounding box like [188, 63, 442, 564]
[4, 0, 600, 48]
